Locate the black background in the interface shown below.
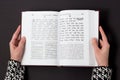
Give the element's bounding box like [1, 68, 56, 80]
[0, 0, 120, 80]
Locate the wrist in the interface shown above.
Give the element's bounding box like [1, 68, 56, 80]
[97, 59, 109, 66]
[98, 62, 108, 67]
[10, 57, 21, 63]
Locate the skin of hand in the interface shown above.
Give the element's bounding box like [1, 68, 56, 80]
[9, 25, 26, 62]
[92, 26, 110, 66]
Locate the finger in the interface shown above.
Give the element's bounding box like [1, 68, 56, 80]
[10, 25, 21, 45]
[91, 38, 100, 53]
[99, 26, 108, 42]
[100, 39, 103, 48]
[18, 36, 26, 49]
[18, 37, 26, 62]
[18, 34, 21, 41]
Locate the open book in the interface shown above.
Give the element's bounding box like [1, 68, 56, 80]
[21, 10, 99, 66]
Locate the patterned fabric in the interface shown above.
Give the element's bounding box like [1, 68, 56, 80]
[4, 60, 112, 80]
[91, 66, 112, 80]
[4, 59, 25, 80]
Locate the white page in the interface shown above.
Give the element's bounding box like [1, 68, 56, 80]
[57, 10, 90, 66]
[21, 11, 59, 65]
[89, 11, 98, 66]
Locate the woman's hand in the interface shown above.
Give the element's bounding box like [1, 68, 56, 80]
[9, 25, 26, 62]
[92, 26, 110, 66]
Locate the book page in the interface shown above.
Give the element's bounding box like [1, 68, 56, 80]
[57, 10, 90, 66]
[21, 11, 58, 65]
[89, 11, 98, 66]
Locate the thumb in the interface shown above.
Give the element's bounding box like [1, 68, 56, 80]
[18, 37, 26, 49]
[91, 38, 99, 54]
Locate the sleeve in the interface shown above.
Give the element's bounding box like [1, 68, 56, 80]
[4, 59, 25, 80]
[91, 66, 112, 80]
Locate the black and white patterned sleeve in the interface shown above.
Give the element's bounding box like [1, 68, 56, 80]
[91, 66, 112, 80]
[4, 59, 25, 80]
